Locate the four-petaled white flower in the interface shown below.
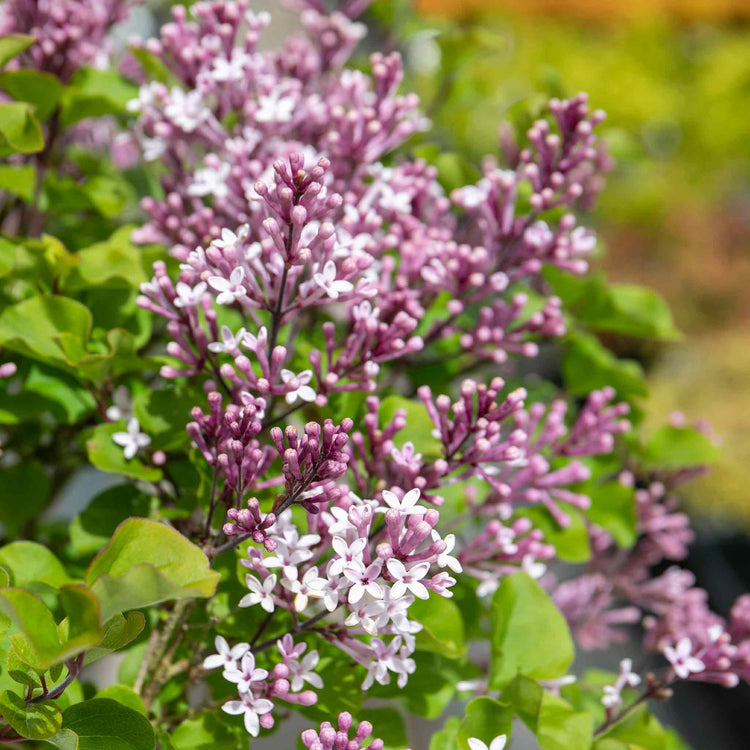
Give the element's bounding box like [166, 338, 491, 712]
[210, 49, 250, 82]
[255, 92, 295, 123]
[209, 267, 247, 305]
[239, 574, 276, 612]
[313, 260, 354, 300]
[289, 649, 323, 692]
[467, 735, 507, 750]
[343, 560, 384, 604]
[174, 281, 207, 308]
[111, 417, 150, 460]
[379, 487, 424, 516]
[328, 536, 367, 576]
[208, 325, 247, 354]
[222, 694, 273, 737]
[202, 635, 249, 671]
[390, 441, 422, 469]
[280, 369, 316, 404]
[432, 531, 463, 573]
[188, 162, 230, 199]
[386, 559, 431, 600]
[664, 638, 705, 679]
[165, 88, 209, 132]
[456, 181, 490, 209]
[214, 225, 249, 250]
[223, 652, 269, 694]
[284, 566, 327, 612]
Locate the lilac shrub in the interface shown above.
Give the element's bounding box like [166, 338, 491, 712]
[0, 1, 746, 748]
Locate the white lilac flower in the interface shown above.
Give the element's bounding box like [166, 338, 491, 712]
[223, 652, 269, 693]
[165, 87, 209, 132]
[288, 648, 323, 692]
[209, 267, 247, 305]
[343, 560, 383, 604]
[467, 736, 507, 750]
[141, 135, 166, 162]
[210, 48, 250, 82]
[241, 326, 268, 352]
[328, 536, 367, 576]
[202, 635, 249, 671]
[390, 441, 422, 469]
[214, 225, 250, 250]
[378, 487, 424, 516]
[361, 636, 402, 690]
[174, 280, 207, 308]
[431, 531, 463, 573]
[664, 638, 705, 679]
[280, 369, 316, 404]
[284, 566, 327, 612]
[239, 574, 276, 613]
[111, 418, 150, 460]
[313, 260, 354, 299]
[455, 181, 490, 209]
[522, 554, 547, 580]
[208, 325, 247, 354]
[222, 694, 273, 737]
[255, 92, 295, 123]
[386, 559, 430, 600]
[188, 162, 231, 199]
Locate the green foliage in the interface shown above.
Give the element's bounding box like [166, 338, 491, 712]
[85, 518, 220, 621]
[639, 425, 720, 469]
[0, 101, 44, 155]
[409, 594, 466, 658]
[489, 573, 574, 688]
[0, 34, 35, 68]
[0, 69, 62, 120]
[52, 698, 156, 750]
[456, 697, 514, 749]
[0, 689, 62, 739]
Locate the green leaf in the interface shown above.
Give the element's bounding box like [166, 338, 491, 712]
[129, 47, 181, 87]
[0, 101, 43, 155]
[85, 518, 220, 621]
[170, 711, 246, 749]
[596, 704, 667, 750]
[0, 34, 35, 68]
[503, 676, 593, 750]
[57, 585, 103, 657]
[410, 595, 466, 658]
[0, 542, 71, 589]
[489, 573, 574, 688]
[298, 650, 363, 723]
[563, 333, 648, 400]
[429, 716, 461, 750]
[582, 479, 637, 549]
[60, 68, 138, 127]
[457, 697, 514, 749]
[0, 689, 62, 740]
[83, 611, 145, 666]
[0, 236, 15, 277]
[0, 589, 60, 671]
[133, 388, 196, 451]
[58, 698, 156, 750]
[379, 395, 443, 458]
[0, 295, 91, 372]
[640, 425, 720, 470]
[0, 163, 35, 201]
[86, 423, 162, 484]
[517, 504, 591, 563]
[0, 463, 52, 537]
[94, 685, 146, 716]
[70, 485, 151, 556]
[544, 267, 681, 341]
[0, 70, 62, 120]
[66, 226, 145, 289]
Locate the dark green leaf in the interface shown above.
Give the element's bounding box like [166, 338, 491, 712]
[0, 464, 52, 537]
[59, 698, 156, 750]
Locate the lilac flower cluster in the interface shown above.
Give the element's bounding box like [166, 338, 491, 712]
[0, 0, 139, 82]
[301, 712, 384, 750]
[555, 471, 750, 690]
[125, 0, 694, 738]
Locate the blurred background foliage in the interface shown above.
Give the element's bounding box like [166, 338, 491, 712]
[364, 0, 750, 523]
